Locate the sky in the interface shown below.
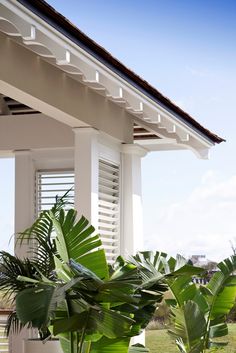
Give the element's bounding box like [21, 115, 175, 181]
[1, 0, 236, 261]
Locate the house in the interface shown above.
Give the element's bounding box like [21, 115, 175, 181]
[0, 0, 223, 352]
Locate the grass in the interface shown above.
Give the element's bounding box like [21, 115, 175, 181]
[146, 324, 236, 353]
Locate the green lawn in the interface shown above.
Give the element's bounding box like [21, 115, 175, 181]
[146, 324, 236, 353]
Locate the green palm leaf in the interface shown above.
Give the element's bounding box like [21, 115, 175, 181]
[16, 284, 57, 329]
[168, 301, 206, 353]
[0, 251, 40, 301]
[90, 337, 130, 353]
[53, 306, 134, 338]
[130, 252, 203, 293]
[204, 256, 236, 347]
[51, 210, 109, 280]
[167, 255, 236, 352]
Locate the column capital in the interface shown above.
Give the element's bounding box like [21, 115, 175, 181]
[14, 149, 32, 156]
[122, 144, 148, 157]
[73, 127, 99, 136]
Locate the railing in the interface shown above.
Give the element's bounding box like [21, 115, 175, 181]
[192, 277, 210, 285]
[0, 310, 11, 353]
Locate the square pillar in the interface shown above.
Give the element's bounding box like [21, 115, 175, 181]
[14, 150, 35, 258]
[73, 128, 99, 228]
[12, 150, 35, 353]
[121, 144, 148, 346]
[121, 145, 148, 256]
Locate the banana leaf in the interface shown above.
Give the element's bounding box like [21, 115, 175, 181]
[168, 301, 206, 353]
[53, 306, 134, 339]
[51, 211, 109, 280]
[90, 337, 130, 353]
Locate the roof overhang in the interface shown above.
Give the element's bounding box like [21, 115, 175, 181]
[0, 0, 224, 159]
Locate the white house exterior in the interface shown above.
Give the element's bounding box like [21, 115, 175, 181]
[0, 1, 223, 352]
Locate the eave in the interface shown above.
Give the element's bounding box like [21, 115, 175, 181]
[0, 0, 225, 159]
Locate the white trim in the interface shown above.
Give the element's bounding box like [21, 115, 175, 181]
[31, 148, 74, 170]
[0, 0, 215, 155]
[122, 144, 148, 157]
[136, 137, 176, 146]
[99, 141, 121, 165]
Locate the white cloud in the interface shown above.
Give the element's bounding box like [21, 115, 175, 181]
[144, 172, 236, 262]
[201, 169, 219, 184]
[186, 66, 214, 78]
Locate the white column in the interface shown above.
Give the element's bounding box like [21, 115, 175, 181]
[121, 144, 148, 256]
[14, 150, 35, 257]
[12, 150, 35, 353]
[73, 128, 99, 229]
[121, 144, 148, 347]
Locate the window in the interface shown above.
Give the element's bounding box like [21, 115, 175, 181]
[35, 170, 74, 215]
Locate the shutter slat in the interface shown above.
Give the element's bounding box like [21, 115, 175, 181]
[99, 237, 119, 243]
[99, 184, 119, 194]
[99, 177, 119, 187]
[37, 195, 74, 201]
[99, 192, 119, 202]
[98, 230, 119, 237]
[36, 170, 75, 214]
[40, 175, 74, 179]
[102, 245, 119, 250]
[37, 188, 73, 193]
[98, 200, 119, 210]
[38, 182, 74, 186]
[99, 163, 119, 173]
[98, 159, 120, 263]
[99, 223, 118, 230]
[99, 170, 119, 181]
[98, 215, 118, 222]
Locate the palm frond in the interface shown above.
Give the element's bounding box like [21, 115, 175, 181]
[0, 251, 40, 301]
[16, 192, 72, 276]
[52, 211, 109, 280]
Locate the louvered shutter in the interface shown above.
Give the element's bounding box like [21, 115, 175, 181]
[98, 159, 120, 263]
[35, 170, 75, 215]
[35, 164, 121, 263]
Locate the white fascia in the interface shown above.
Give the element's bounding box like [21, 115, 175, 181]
[0, 0, 214, 154]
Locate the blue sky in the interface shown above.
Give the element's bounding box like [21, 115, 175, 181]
[1, 0, 236, 260]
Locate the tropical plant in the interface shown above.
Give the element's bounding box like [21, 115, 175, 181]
[0, 199, 172, 353]
[0, 198, 210, 353]
[164, 256, 236, 353]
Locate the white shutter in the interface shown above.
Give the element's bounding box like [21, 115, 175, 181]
[35, 164, 121, 263]
[98, 159, 120, 263]
[35, 170, 75, 215]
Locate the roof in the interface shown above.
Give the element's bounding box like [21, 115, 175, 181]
[17, 0, 224, 144]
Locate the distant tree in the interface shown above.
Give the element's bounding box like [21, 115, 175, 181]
[230, 238, 236, 255]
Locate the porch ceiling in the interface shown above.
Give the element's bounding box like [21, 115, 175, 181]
[0, 0, 224, 158]
[0, 93, 165, 150]
[0, 94, 39, 115]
